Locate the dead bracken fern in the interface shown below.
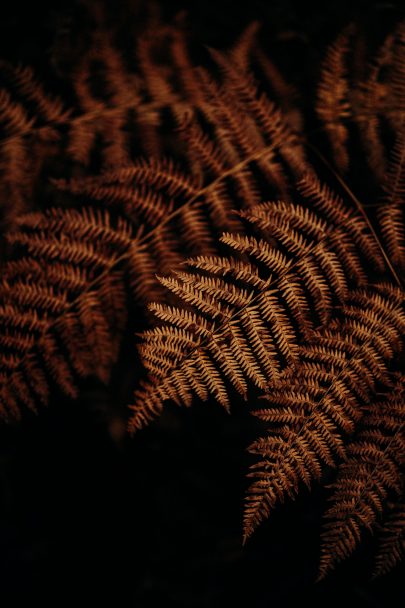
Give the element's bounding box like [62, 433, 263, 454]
[0, 207, 131, 418]
[246, 286, 404, 552]
[316, 22, 405, 282]
[0, 38, 307, 420]
[378, 129, 405, 271]
[0, 8, 298, 232]
[373, 495, 405, 577]
[0, 6, 404, 583]
[0, 11, 208, 225]
[54, 62, 306, 291]
[316, 21, 405, 179]
[128, 175, 384, 431]
[318, 371, 405, 578]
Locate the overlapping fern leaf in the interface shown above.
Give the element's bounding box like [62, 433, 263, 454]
[0, 14, 310, 424]
[245, 285, 404, 540]
[378, 130, 405, 273]
[0, 22, 158, 213]
[0, 18, 309, 422]
[316, 20, 405, 178]
[0, 5, 299, 232]
[128, 173, 384, 431]
[128, 159, 405, 576]
[373, 495, 405, 577]
[318, 371, 405, 578]
[315, 22, 405, 282]
[0, 6, 404, 581]
[54, 57, 306, 290]
[0, 62, 70, 224]
[0, 10, 209, 226]
[0, 206, 140, 419]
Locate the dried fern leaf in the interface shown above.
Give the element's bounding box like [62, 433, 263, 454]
[0, 65, 66, 222]
[244, 289, 405, 544]
[378, 132, 405, 269]
[0, 16, 205, 219]
[0, 207, 140, 419]
[297, 172, 385, 272]
[373, 497, 405, 577]
[316, 22, 405, 178]
[318, 374, 405, 578]
[58, 58, 306, 208]
[3, 16, 294, 224]
[54, 62, 309, 296]
[316, 26, 353, 173]
[128, 180, 381, 432]
[379, 203, 405, 270]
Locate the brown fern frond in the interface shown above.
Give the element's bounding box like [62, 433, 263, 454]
[0, 13, 312, 261]
[378, 204, 405, 270]
[382, 129, 405, 207]
[205, 50, 307, 177]
[0, 87, 34, 134]
[316, 22, 405, 178]
[9, 15, 198, 133]
[297, 172, 385, 272]
[67, 27, 141, 166]
[128, 180, 381, 432]
[348, 29, 396, 179]
[318, 374, 405, 579]
[316, 26, 353, 173]
[1, 11, 403, 581]
[227, 21, 261, 73]
[378, 132, 405, 269]
[0, 136, 31, 223]
[0, 14, 206, 221]
[55, 158, 215, 289]
[0, 207, 138, 419]
[0, 70, 65, 223]
[53, 62, 309, 296]
[5, 63, 70, 123]
[63, 11, 218, 166]
[58, 61, 305, 213]
[244, 290, 404, 544]
[243, 30, 302, 133]
[373, 497, 405, 577]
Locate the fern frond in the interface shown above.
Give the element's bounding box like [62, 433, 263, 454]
[318, 374, 405, 578]
[0, 207, 136, 419]
[6, 63, 69, 123]
[58, 59, 306, 222]
[0, 61, 69, 219]
[316, 22, 405, 178]
[244, 290, 404, 544]
[53, 56, 310, 298]
[128, 181, 381, 432]
[0, 15, 205, 220]
[373, 497, 405, 577]
[378, 132, 405, 269]
[54, 13, 210, 164]
[378, 203, 405, 270]
[316, 26, 353, 173]
[1, 11, 403, 582]
[383, 129, 405, 206]
[297, 172, 385, 272]
[3, 14, 304, 225]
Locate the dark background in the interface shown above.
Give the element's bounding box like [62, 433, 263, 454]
[0, 1, 404, 605]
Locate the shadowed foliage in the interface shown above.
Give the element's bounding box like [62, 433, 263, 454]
[0, 0, 404, 584]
